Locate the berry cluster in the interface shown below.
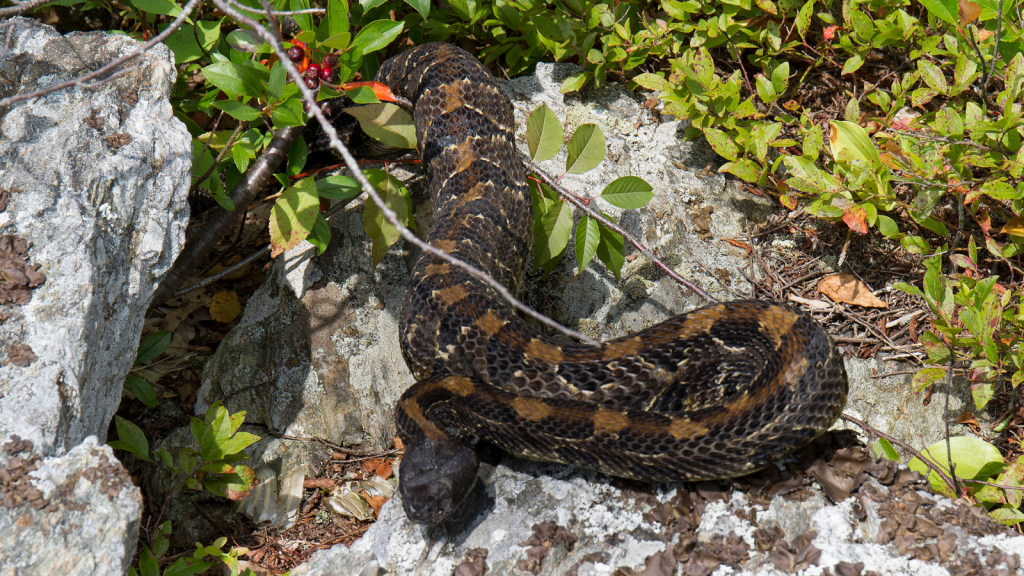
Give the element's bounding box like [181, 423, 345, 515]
[287, 44, 337, 90]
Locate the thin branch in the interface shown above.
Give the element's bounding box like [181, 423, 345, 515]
[987, 0, 1005, 89]
[944, 343, 962, 496]
[0, 0, 204, 107]
[225, 0, 324, 16]
[523, 159, 718, 304]
[0, 0, 51, 18]
[211, 0, 598, 346]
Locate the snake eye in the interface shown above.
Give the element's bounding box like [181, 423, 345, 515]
[399, 438, 478, 525]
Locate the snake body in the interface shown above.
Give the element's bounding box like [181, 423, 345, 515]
[376, 43, 849, 525]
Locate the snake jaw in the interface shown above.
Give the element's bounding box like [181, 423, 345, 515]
[399, 437, 479, 525]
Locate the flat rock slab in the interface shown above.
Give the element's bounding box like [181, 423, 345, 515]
[0, 19, 190, 456]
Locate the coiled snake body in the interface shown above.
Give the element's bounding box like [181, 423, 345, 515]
[376, 43, 849, 525]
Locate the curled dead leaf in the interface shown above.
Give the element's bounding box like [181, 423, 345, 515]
[1002, 216, 1024, 238]
[817, 274, 888, 308]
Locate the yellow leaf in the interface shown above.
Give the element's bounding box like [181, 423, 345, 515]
[1002, 216, 1024, 237]
[817, 274, 888, 308]
[209, 291, 241, 323]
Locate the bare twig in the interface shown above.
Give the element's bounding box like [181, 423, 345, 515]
[944, 343, 962, 496]
[523, 159, 718, 304]
[225, 0, 325, 16]
[0, 0, 204, 107]
[211, 0, 598, 345]
[0, 0, 51, 18]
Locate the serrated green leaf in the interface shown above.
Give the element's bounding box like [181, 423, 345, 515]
[600, 176, 653, 209]
[565, 124, 605, 174]
[135, 331, 172, 364]
[125, 375, 158, 408]
[343, 103, 416, 149]
[351, 20, 404, 55]
[575, 214, 600, 271]
[527, 104, 563, 162]
[270, 177, 320, 258]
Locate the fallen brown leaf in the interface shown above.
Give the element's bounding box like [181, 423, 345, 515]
[210, 290, 242, 323]
[817, 274, 888, 308]
[375, 460, 393, 480]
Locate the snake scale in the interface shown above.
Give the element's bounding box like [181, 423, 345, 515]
[372, 43, 849, 525]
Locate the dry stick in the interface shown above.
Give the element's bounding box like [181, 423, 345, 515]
[0, 0, 204, 107]
[944, 343, 962, 497]
[0, 0, 51, 18]
[150, 125, 303, 309]
[211, 1, 598, 346]
[523, 159, 718, 304]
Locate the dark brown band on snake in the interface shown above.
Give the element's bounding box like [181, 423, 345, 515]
[375, 43, 849, 525]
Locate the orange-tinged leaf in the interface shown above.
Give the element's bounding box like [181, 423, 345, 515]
[842, 205, 869, 234]
[780, 194, 798, 210]
[817, 274, 888, 308]
[361, 458, 384, 475]
[342, 81, 399, 103]
[209, 291, 241, 323]
[393, 436, 404, 450]
[1001, 216, 1024, 237]
[375, 460, 393, 479]
[979, 208, 991, 234]
[362, 492, 387, 517]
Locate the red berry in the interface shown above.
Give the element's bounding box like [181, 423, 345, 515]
[319, 66, 334, 82]
[322, 53, 338, 68]
[286, 46, 304, 63]
[305, 76, 319, 90]
[305, 63, 322, 79]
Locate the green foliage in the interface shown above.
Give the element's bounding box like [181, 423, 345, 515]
[109, 402, 260, 575]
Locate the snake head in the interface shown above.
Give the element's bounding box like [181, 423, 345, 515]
[399, 437, 478, 525]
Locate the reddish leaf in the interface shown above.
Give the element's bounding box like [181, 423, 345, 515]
[780, 194, 798, 210]
[842, 205, 869, 234]
[341, 81, 399, 103]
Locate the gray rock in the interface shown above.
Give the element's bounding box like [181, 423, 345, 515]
[0, 18, 191, 456]
[296, 460, 1024, 576]
[0, 436, 142, 576]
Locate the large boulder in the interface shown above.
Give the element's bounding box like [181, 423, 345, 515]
[0, 18, 191, 573]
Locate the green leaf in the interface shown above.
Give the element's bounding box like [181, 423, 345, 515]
[362, 170, 412, 267]
[125, 375, 158, 408]
[162, 24, 202, 64]
[841, 53, 864, 75]
[135, 330, 172, 364]
[565, 124, 606, 174]
[917, 60, 948, 93]
[269, 61, 286, 103]
[911, 367, 946, 392]
[596, 219, 625, 281]
[316, 175, 362, 200]
[989, 507, 1024, 526]
[909, 436, 1004, 497]
[877, 215, 900, 238]
[632, 73, 669, 91]
[269, 177, 321, 258]
[351, 20, 404, 55]
[217, 431, 261, 457]
[526, 104, 564, 162]
[829, 120, 880, 165]
[308, 213, 331, 255]
[272, 97, 306, 128]
[534, 199, 573, 266]
[872, 438, 900, 461]
[129, 0, 181, 16]
[290, 0, 313, 32]
[917, 0, 958, 25]
[286, 134, 307, 177]
[346, 86, 381, 104]
[703, 128, 739, 162]
[109, 415, 151, 462]
[575, 215, 600, 271]
[212, 100, 263, 122]
[403, 0, 430, 18]
[560, 71, 590, 93]
[163, 558, 213, 576]
[204, 61, 269, 100]
[600, 176, 654, 209]
[342, 103, 416, 149]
